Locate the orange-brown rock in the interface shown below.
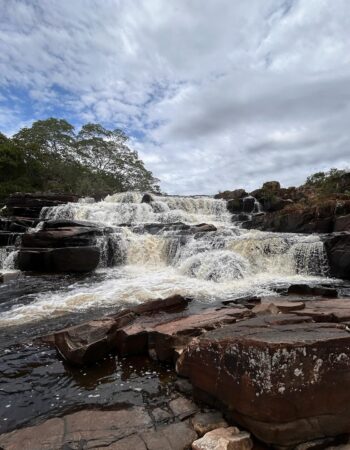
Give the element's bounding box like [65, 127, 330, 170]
[177, 314, 350, 447]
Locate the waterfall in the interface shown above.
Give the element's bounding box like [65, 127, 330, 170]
[0, 190, 334, 326]
[0, 248, 18, 270]
[40, 192, 231, 226]
[40, 191, 330, 281]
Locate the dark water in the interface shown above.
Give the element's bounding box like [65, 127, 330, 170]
[0, 274, 178, 435]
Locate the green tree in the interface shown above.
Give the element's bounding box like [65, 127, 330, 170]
[0, 118, 160, 200]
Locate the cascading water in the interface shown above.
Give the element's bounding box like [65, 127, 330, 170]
[0, 191, 333, 327]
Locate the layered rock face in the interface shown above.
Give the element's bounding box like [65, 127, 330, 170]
[4, 193, 79, 219]
[17, 220, 108, 273]
[216, 180, 350, 234]
[177, 314, 350, 447]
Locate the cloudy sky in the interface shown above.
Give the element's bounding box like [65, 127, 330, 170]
[1, 0, 350, 194]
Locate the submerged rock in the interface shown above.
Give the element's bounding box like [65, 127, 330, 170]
[177, 314, 350, 447]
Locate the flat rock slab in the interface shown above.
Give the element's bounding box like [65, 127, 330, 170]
[177, 314, 350, 447]
[0, 407, 153, 450]
[293, 298, 350, 322]
[117, 306, 252, 361]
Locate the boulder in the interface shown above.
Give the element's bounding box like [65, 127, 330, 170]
[262, 181, 281, 191]
[21, 226, 102, 248]
[324, 233, 350, 279]
[214, 190, 247, 201]
[177, 314, 350, 447]
[191, 412, 228, 436]
[17, 246, 100, 273]
[192, 427, 252, 450]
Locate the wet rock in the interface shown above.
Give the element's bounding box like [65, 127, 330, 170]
[175, 378, 194, 396]
[294, 435, 349, 450]
[191, 411, 228, 436]
[52, 295, 189, 365]
[42, 219, 106, 229]
[192, 427, 252, 450]
[0, 270, 20, 283]
[334, 214, 350, 232]
[131, 294, 191, 315]
[17, 246, 100, 273]
[147, 306, 252, 362]
[21, 226, 104, 248]
[177, 314, 350, 447]
[54, 310, 135, 365]
[141, 193, 154, 203]
[324, 233, 350, 280]
[152, 407, 173, 423]
[293, 299, 350, 323]
[5, 193, 79, 219]
[194, 223, 217, 232]
[0, 407, 153, 450]
[259, 297, 305, 313]
[169, 396, 198, 420]
[141, 421, 197, 450]
[287, 284, 338, 297]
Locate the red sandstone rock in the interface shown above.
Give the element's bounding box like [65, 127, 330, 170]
[54, 310, 135, 365]
[293, 298, 350, 322]
[115, 306, 251, 361]
[177, 314, 350, 447]
[0, 407, 153, 450]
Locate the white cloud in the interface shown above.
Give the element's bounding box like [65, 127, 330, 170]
[1, 0, 350, 193]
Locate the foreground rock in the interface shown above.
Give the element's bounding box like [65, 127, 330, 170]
[0, 406, 197, 450]
[49, 295, 251, 365]
[177, 314, 350, 447]
[192, 427, 252, 450]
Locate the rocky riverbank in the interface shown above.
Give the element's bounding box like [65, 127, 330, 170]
[1, 189, 350, 449]
[3, 290, 350, 449]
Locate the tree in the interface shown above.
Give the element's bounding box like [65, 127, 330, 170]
[0, 118, 160, 199]
[76, 123, 160, 191]
[13, 118, 75, 160]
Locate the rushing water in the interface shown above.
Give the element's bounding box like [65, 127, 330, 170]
[0, 192, 331, 328]
[0, 191, 336, 434]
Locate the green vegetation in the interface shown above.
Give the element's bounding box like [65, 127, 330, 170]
[305, 168, 350, 195]
[0, 118, 160, 200]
